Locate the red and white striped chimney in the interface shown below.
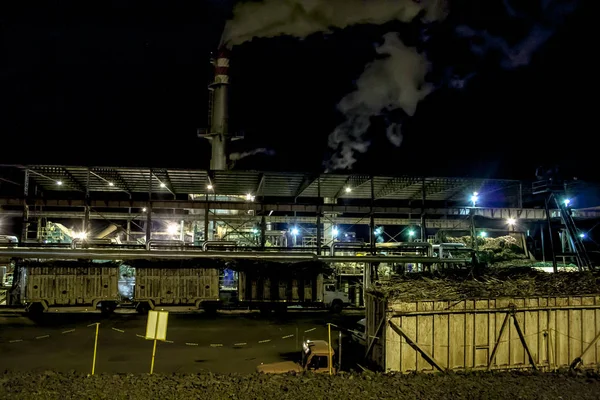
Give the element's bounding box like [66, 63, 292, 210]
[214, 47, 231, 85]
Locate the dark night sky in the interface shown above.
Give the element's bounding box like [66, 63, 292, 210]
[0, 0, 594, 180]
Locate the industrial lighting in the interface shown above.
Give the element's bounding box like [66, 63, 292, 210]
[408, 230, 415, 237]
[345, 187, 352, 193]
[108, 182, 114, 187]
[142, 207, 147, 212]
[245, 193, 255, 201]
[207, 184, 213, 190]
[251, 228, 258, 234]
[56, 180, 63, 186]
[580, 233, 586, 239]
[470, 192, 479, 207]
[72, 231, 87, 240]
[160, 183, 166, 188]
[564, 199, 571, 206]
[374, 227, 383, 236]
[166, 223, 178, 235]
[291, 228, 299, 236]
[507, 218, 516, 226]
[332, 227, 339, 237]
[479, 231, 487, 238]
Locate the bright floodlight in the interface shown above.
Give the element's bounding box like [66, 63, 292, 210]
[251, 228, 258, 234]
[142, 207, 147, 212]
[166, 223, 178, 235]
[374, 227, 382, 236]
[56, 180, 63, 186]
[72, 231, 87, 240]
[507, 218, 516, 226]
[245, 193, 255, 201]
[480, 231, 487, 238]
[470, 192, 479, 206]
[408, 230, 415, 237]
[160, 182, 166, 188]
[564, 199, 571, 206]
[207, 184, 213, 190]
[345, 187, 352, 193]
[332, 228, 339, 237]
[580, 233, 586, 238]
[108, 182, 114, 187]
[291, 228, 299, 236]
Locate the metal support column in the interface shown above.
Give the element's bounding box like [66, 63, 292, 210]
[421, 177, 427, 242]
[540, 222, 546, 263]
[126, 220, 131, 242]
[316, 177, 322, 255]
[260, 215, 266, 249]
[370, 177, 376, 255]
[145, 168, 153, 244]
[518, 183, 523, 209]
[83, 168, 90, 235]
[544, 196, 558, 273]
[204, 192, 210, 241]
[21, 169, 29, 243]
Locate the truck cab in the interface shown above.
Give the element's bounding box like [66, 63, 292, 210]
[256, 340, 335, 374]
[323, 282, 350, 313]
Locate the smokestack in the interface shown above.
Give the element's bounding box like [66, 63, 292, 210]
[200, 46, 232, 170]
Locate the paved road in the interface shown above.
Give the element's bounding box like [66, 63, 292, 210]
[0, 311, 363, 374]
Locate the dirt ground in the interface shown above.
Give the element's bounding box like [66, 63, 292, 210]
[2, 370, 600, 400]
[0, 310, 363, 374]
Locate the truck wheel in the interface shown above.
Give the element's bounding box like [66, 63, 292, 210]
[136, 302, 151, 315]
[100, 301, 117, 316]
[202, 303, 218, 316]
[27, 302, 44, 317]
[330, 300, 343, 314]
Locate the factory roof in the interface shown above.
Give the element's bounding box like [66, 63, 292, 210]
[0, 164, 584, 203]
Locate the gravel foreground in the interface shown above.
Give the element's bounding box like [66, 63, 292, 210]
[2, 371, 600, 400]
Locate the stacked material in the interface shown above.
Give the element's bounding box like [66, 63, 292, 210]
[371, 267, 600, 301]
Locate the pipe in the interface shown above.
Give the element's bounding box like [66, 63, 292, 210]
[380, 242, 432, 257]
[202, 241, 237, 251]
[0, 248, 472, 264]
[330, 241, 367, 256]
[0, 248, 317, 262]
[145, 239, 185, 251]
[95, 224, 118, 239]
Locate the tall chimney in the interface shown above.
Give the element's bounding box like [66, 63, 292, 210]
[201, 46, 231, 171]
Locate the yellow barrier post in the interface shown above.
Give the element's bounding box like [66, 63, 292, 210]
[91, 322, 100, 375]
[146, 310, 169, 374]
[150, 319, 159, 374]
[328, 323, 332, 376]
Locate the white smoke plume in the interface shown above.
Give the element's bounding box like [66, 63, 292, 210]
[328, 33, 433, 170]
[222, 0, 448, 47]
[455, 0, 577, 71]
[230, 148, 275, 161]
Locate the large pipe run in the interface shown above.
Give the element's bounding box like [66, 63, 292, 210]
[0, 248, 471, 264]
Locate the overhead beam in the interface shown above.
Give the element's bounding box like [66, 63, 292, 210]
[376, 177, 419, 200]
[152, 169, 175, 196]
[294, 174, 319, 198]
[1, 198, 599, 219]
[0, 209, 473, 228]
[90, 168, 132, 194]
[334, 175, 370, 199]
[255, 173, 265, 197]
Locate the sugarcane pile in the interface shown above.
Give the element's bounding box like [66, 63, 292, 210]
[446, 235, 527, 264]
[371, 267, 600, 301]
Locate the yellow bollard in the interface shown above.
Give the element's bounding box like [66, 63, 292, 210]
[328, 323, 332, 376]
[91, 322, 99, 375]
[150, 338, 158, 374]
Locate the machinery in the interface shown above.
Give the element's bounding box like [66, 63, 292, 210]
[256, 340, 336, 374]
